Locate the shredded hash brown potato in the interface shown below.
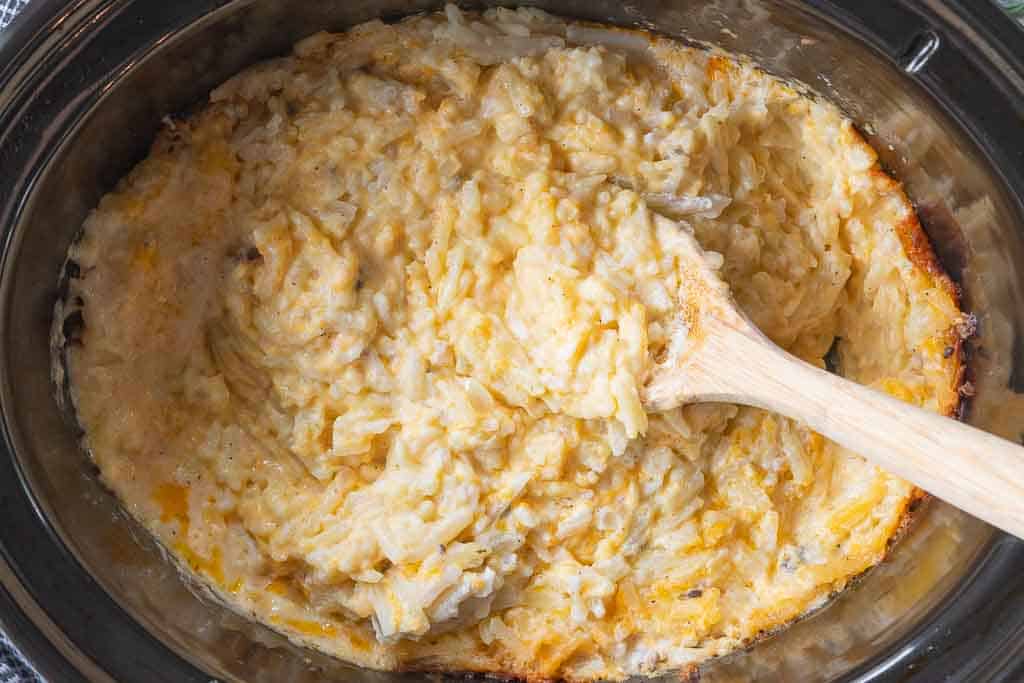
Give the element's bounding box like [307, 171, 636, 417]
[60, 6, 965, 680]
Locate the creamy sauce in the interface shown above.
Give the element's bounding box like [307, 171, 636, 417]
[60, 6, 964, 679]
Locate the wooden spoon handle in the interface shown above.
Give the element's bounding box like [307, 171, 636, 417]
[688, 326, 1024, 539]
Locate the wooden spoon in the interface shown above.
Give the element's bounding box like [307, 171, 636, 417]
[640, 206, 1024, 540]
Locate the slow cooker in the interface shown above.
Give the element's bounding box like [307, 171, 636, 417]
[2, 0, 1024, 680]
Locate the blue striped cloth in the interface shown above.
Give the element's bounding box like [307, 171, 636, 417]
[0, 649, 38, 683]
[0, 0, 28, 29]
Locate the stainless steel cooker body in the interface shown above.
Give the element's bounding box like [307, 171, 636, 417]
[2, 1, 1024, 681]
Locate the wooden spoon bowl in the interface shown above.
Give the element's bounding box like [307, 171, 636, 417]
[642, 212, 1024, 540]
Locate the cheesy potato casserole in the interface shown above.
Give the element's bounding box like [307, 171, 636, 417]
[59, 6, 966, 680]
